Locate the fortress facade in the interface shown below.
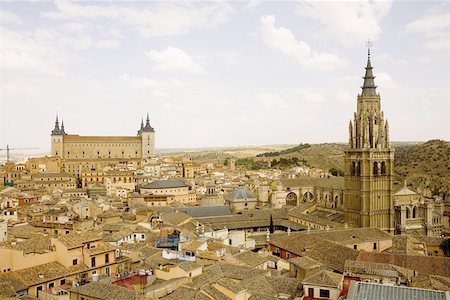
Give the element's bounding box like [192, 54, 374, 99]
[51, 114, 155, 160]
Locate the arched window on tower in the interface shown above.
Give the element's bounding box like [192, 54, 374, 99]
[406, 207, 410, 219]
[357, 162, 361, 176]
[351, 162, 356, 175]
[381, 162, 387, 175]
[413, 206, 417, 218]
[373, 162, 379, 176]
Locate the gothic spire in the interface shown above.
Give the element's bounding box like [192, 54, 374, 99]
[142, 113, 155, 132]
[138, 118, 144, 134]
[61, 120, 67, 135]
[361, 56, 378, 96]
[51, 114, 62, 135]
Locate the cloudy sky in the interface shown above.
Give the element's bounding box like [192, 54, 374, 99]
[0, 1, 449, 152]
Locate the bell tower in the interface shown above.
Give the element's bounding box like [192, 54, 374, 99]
[344, 45, 395, 232]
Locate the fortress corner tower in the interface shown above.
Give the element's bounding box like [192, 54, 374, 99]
[344, 50, 395, 233]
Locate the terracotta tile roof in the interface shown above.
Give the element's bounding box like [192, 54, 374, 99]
[215, 277, 247, 293]
[356, 252, 450, 277]
[12, 261, 67, 287]
[386, 235, 427, 256]
[288, 256, 323, 270]
[344, 259, 415, 281]
[160, 211, 192, 227]
[182, 240, 206, 252]
[0, 281, 19, 297]
[229, 251, 269, 268]
[410, 275, 450, 291]
[246, 276, 301, 298]
[69, 282, 139, 300]
[270, 233, 359, 272]
[57, 231, 102, 249]
[0, 273, 27, 293]
[85, 241, 115, 256]
[8, 225, 43, 239]
[5, 235, 52, 254]
[302, 269, 343, 288]
[305, 228, 393, 245]
[178, 262, 202, 272]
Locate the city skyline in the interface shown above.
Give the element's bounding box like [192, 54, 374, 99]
[0, 1, 449, 152]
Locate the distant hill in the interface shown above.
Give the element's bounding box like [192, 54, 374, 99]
[255, 143, 346, 172]
[253, 140, 449, 197]
[394, 140, 450, 197]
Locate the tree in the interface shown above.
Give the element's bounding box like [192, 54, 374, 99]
[440, 238, 450, 257]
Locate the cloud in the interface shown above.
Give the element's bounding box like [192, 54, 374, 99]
[296, 0, 392, 46]
[406, 10, 450, 52]
[120, 73, 185, 97]
[260, 15, 345, 71]
[146, 47, 203, 73]
[0, 9, 21, 24]
[0, 27, 64, 76]
[243, 0, 261, 11]
[375, 72, 397, 89]
[406, 12, 450, 33]
[95, 39, 120, 49]
[376, 53, 408, 65]
[43, 0, 235, 38]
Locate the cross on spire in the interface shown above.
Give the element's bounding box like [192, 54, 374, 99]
[366, 39, 373, 57]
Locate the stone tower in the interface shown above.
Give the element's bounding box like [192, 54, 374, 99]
[51, 115, 64, 157]
[344, 50, 395, 232]
[139, 113, 155, 158]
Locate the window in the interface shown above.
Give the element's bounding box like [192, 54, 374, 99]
[373, 242, 377, 250]
[49, 282, 54, 289]
[73, 259, 78, 266]
[320, 289, 330, 298]
[60, 279, 65, 285]
[353, 245, 357, 250]
[91, 257, 96, 267]
[105, 253, 109, 264]
[105, 267, 110, 275]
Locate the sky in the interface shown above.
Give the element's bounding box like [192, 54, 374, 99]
[0, 0, 449, 153]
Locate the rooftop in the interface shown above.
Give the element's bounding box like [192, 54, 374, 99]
[69, 282, 139, 300]
[347, 281, 448, 300]
[142, 179, 188, 189]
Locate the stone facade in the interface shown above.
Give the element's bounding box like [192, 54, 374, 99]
[394, 185, 446, 237]
[344, 53, 395, 232]
[50, 115, 155, 160]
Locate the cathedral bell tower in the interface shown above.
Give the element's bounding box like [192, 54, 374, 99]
[344, 47, 395, 232]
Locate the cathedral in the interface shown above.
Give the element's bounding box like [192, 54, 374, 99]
[344, 50, 395, 232]
[51, 114, 156, 160]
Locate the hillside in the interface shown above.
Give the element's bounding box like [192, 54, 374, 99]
[255, 143, 346, 172]
[395, 140, 450, 197]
